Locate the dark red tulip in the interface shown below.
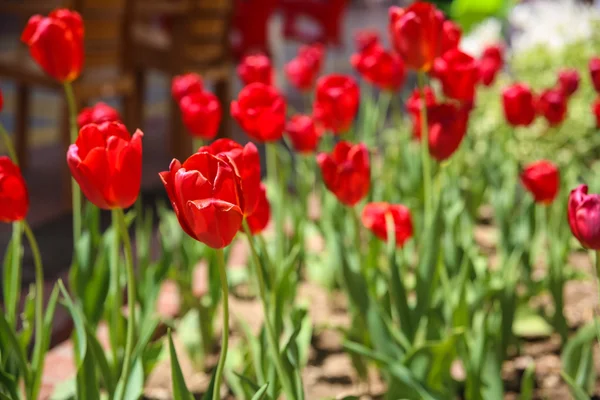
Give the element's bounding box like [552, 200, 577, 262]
[67, 122, 143, 210]
[231, 83, 286, 142]
[389, 2, 444, 72]
[502, 83, 536, 126]
[285, 44, 325, 92]
[520, 160, 559, 205]
[433, 49, 479, 101]
[557, 68, 580, 97]
[179, 91, 222, 140]
[21, 9, 84, 82]
[537, 88, 567, 126]
[77, 102, 121, 128]
[197, 139, 261, 216]
[313, 74, 360, 134]
[568, 184, 600, 250]
[0, 157, 29, 222]
[160, 152, 244, 249]
[361, 202, 413, 247]
[245, 183, 270, 235]
[440, 20, 461, 54]
[171, 73, 204, 103]
[354, 29, 380, 52]
[412, 101, 470, 161]
[351, 45, 406, 91]
[237, 53, 273, 86]
[317, 141, 370, 206]
[590, 57, 600, 93]
[285, 115, 322, 153]
[479, 44, 504, 86]
[593, 98, 600, 128]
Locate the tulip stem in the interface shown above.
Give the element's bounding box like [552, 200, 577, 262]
[63, 82, 82, 246]
[243, 222, 298, 400]
[23, 220, 44, 400]
[212, 248, 229, 400]
[109, 209, 124, 371]
[0, 122, 18, 164]
[193, 138, 204, 154]
[115, 208, 136, 400]
[5, 221, 22, 329]
[417, 73, 433, 223]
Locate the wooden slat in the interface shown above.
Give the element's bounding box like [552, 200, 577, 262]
[84, 18, 122, 42]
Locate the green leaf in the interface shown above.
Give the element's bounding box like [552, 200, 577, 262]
[561, 371, 591, 400]
[0, 312, 30, 386]
[168, 331, 194, 400]
[200, 366, 217, 400]
[250, 383, 270, 400]
[57, 281, 87, 369]
[519, 363, 535, 400]
[561, 320, 597, 394]
[121, 359, 144, 400]
[77, 347, 100, 400]
[513, 307, 553, 339]
[0, 367, 20, 400]
[4, 222, 22, 330]
[85, 323, 116, 396]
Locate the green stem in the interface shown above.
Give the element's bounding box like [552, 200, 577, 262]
[0, 123, 18, 164]
[212, 249, 229, 400]
[109, 209, 124, 371]
[243, 222, 297, 399]
[417, 73, 433, 223]
[5, 221, 22, 329]
[23, 221, 44, 400]
[63, 82, 81, 246]
[115, 208, 136, 400]
[193, 138, 205, 154]
[266, 143, 285, 262]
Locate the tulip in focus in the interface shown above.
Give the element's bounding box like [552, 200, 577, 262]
[520, 160, 559, 205]
[77, 102, 121, 128]
[237, 53, 273, 86]
[313, 74, 360, 134]
[537, 88, 567, 126]
[361, 202, 413, 248]
[21, 9, 84, 83]
[556, 68, 580, 97]
[245, 183, 271, 235]
[179, 91, 222, 140]
[351, 45, 406, 92]
[67, 122, 143, 210]
[502, 83, 536, 127]
[0, 157, 29, 222]
[285, 115, 322, 154]
[590, 57, 600, 93]
[231, 83, 286, 142]
[172, 73, 204, 103]
[389, 2, 444, 72]
[568, 184, 600, 250]
[433, 49, 479, 102]
[317, 141, 370, 206]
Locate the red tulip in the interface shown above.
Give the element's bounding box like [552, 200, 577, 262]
[0, 157, 29, 222]
[537, 88, 567, 126]
[172, 73, 204, 103]
[0, 88, 3, 112]
[160, 152, 244, 248]
[245, 183, 271, 235]
[502, 83, 536, 126]
[389, 2, 444, 72]
[179, 91, 222, 140]
[354, 29, 380, 52]
[590, 57, 600, 93]
[593, 98, 600, 128]
[433, 49, 479, 101]
[197, 139, 261, 216]
[351, 45, 406, 91]
[557, 68, 580, 97]
[361, 202, 413, 247]
[479, 44, 504, 86]
[67, 122, 143, 210]
[440, 20, 461, 54]
[21, 9, 84, 82]
[285, 44, 325, 92]
[520, 160, 559, 205]
[313, 74, 360, 134]
[231, 83, 286, 142]
[285, 115, 322, 153]
[568, 184, 600, 250]
[412, 101, 470, 161]
[317, 141, 370, 206]
[77, 102, 121, 128]
[237, 53, 273, 86]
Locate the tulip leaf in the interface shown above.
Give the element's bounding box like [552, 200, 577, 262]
[0, 312, 30, 387]
[561, 320, 597, 394]
[561, 371, 592, 400]
[250, 383, 270, 400]
[518, 363, 536, 400]
[85, 322, 116, 397]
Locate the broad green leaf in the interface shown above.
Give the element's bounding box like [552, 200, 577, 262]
[0, 367, 20, 400]
[513, 307, 553, 339]
[168, 331, 194, 400]
[250, 383, 269, 400]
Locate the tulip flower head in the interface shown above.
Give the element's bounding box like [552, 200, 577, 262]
[171, 73, 204, 103]
[479, 44, 504, 86]
[67, 122, 143, 210]
[593, 97, 600, 128]
[237, 53, 273, 86]
[317, 141, 370, 206]
[440, 20, 461, 54]
[0, 157, 29, 222]
[589, 57, 600, 93]
[361, 202, 413, 247]
[568, 184, 600, 250]
[21, 9, 84, 83]
[354, 29, 380, 52]
[245, 183, 271, 235]
[502, 83, 536, 127]
[537, 88, 567, 126]
[351, 45, 406, 92]
[285, 115, 322, 154]
[231, 83, 286, 142]
[77, 102, 121, 128]
[557, 68, 580, 97]
[179, 91, 222, 140]
[520, 160, 559, 205]
[285, 44, 325, 92]
[433, 49, 479, 102]
[313, 74, 360, 134]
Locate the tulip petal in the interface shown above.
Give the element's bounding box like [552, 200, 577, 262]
[187, 199, 243, 248]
